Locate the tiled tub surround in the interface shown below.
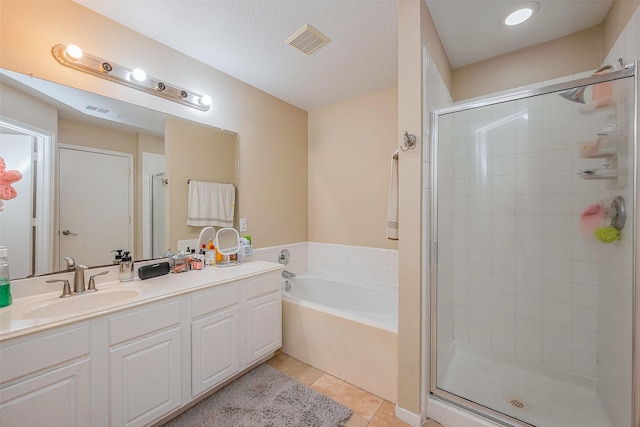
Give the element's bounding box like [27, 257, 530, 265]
[433, 72, 635, 427]
[308, 242, 398, 288]
[252, 242, 398, 288]
[253, 242, 399, 402]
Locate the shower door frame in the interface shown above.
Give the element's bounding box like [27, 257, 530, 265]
[428, 63, 638, 427]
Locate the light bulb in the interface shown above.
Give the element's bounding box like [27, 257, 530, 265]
[131, 68, 147, 82]
[65, 45, 83, 60]
[504, 8, 533, 25]
[199, 95, 212, 107]
[502, 2, 538, 26]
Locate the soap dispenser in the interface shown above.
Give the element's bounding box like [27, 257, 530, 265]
[112, 249, 123, 264]
[119, 251, 134, 282]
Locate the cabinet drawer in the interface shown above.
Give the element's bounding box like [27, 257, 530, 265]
[109, 300, 181, 346]
[246, 272, 280, 299]
[0, 325, 90, 384]
[191, 283, 240, 319]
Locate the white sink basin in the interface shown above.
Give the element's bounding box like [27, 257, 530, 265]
[21, 289, 141, 319]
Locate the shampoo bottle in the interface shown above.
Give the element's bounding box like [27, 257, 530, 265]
[0, 246, 12, 307]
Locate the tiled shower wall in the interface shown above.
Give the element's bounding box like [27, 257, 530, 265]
[422, 46, 454, 414]
[597, 8, 640, 426]
[444, 84, 630, 378]
[426, 9, 639, 424]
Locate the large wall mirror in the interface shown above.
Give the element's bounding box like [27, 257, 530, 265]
[0, 69, 238, 280]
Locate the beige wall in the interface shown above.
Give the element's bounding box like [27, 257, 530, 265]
[397, 0, 426, 414]
[420, 0, 452, 92]
[451, 25, 604, 100]
[0, 83, 58, 134]
[165, 118, 237, 249]
[603, 0, 640, 54]
[0, 0, 308, 249]
[449, 0, 640, 102]
[58, 119, 138, 155]
[308, 86, 399, 250]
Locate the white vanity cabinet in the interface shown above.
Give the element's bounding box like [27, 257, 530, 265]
[0, 263, 282, 427]
[245, 272, 282, 365]
[0, 325, 92, 427]
[108, 300, 182, 427]
[190, 283, 242, 397]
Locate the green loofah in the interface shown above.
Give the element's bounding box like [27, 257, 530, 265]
[594, 226, 621, 243]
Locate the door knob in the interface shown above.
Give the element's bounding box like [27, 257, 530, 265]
[62, 229, 77, 236]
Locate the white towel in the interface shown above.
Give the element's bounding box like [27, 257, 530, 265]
[387, 149, 399, 240]
[187, 181, 235, 227]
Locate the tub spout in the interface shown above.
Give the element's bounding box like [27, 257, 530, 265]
[282, 270, 296, 278]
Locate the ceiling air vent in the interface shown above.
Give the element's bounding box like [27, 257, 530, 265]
[285, 24, 330, 55]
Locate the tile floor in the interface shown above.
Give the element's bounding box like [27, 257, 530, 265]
[265, 352, 444, 427]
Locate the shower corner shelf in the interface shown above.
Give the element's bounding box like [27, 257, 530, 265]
[577, 133, 621, 159]
[577, 165, 626, 189]
[577, 168, 620, 179]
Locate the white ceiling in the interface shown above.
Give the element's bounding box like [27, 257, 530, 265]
[74, 0, 614, 112]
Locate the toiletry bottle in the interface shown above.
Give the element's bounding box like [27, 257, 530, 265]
[119, 251, 134, 282]
[0, 246, 12, 308]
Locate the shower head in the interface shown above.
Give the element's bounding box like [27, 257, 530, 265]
[559, 86, 586, 104]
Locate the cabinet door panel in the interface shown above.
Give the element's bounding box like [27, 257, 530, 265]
[192, 305, 240, 397]
[0, 359, 91, 427]
[110, 327, 181, 427]
[246, 292, 282, 364]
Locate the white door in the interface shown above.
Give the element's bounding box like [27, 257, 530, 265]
[0, 134, 34, 279]
[59, 146, 131, 269]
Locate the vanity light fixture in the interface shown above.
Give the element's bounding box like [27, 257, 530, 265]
[51, 43, 211, 111]
[502, 2, 539, 26]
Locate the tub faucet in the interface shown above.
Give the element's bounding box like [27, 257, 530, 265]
[282, 270, 296, 278]
[74, 264, 88, 294]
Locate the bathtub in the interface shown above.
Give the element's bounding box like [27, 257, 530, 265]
[281, 272, 398, 402]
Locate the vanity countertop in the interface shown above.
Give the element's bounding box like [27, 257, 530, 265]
[0, 260, 283, 341]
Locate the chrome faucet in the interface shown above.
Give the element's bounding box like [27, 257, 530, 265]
[282, 270, 296, 278]
[74, 264, 89, 294]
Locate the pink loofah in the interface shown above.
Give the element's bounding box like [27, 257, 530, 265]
[0, 157, 23, 202]
[580, 203, 604, 236]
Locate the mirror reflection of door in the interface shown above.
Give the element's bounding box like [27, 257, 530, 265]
[58, 145, 132, 269]
[0, 133, 34, 279]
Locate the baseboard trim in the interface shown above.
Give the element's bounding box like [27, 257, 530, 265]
[395, 405, 422, 427]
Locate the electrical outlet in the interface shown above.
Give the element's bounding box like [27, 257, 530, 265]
[239, 216, 247, 232]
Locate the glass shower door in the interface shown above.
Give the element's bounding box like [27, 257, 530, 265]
[151, 172, 166, 258]
[432, 71, 636, 427]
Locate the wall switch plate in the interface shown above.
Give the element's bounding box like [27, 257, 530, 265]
[239, 216, 247, 232]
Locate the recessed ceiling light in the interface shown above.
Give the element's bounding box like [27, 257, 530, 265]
[502, 2, 539, 26]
